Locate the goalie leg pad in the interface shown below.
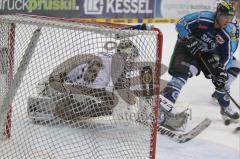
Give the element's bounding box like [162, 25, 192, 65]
[55, 95, 95, 121]
[27, 96, 58, 124]
[55, 91, 118, 121]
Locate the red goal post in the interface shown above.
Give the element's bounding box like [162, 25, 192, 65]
[0, 14, 163, 159]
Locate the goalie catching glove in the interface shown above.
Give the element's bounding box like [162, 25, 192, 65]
[212, 64, 228, 90]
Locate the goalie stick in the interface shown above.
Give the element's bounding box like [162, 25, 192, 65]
[158, 118, 211, 143]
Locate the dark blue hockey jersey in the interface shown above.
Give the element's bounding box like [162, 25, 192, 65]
[176, 11, 239, 68]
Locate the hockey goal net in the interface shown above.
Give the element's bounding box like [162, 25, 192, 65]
[0, 14, 163, 159]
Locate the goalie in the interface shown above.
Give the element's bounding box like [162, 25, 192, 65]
[28, 37, 172, 123]
[27, 39, 140, 123]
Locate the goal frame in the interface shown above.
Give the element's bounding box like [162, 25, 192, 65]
[0, 14, 163, 159]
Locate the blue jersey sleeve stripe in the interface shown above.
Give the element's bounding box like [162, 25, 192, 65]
[197, 18, 214, 23]
[186, 19, 198, 27]
[231, 40, 238, 54]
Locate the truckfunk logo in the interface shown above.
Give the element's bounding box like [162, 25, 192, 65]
[0, 0, 78, 12]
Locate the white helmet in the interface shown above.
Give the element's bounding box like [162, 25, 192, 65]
[116, 39, 139, 60]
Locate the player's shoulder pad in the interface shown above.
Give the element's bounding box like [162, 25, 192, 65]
[178, 11, 214, 25]
[181, 12, 200, 22]
[198, 11, 215, 22]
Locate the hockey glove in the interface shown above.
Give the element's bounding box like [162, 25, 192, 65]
[212, 64, 228, 90]
[140, 23, 154, 30]
[185, 37, 203, 56]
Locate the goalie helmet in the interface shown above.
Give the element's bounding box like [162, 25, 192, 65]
[116, 39, 139, 60]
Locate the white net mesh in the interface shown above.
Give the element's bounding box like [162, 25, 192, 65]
[0, 15, 162, 159]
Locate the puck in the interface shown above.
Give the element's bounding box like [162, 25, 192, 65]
[224, 119, 231, 126]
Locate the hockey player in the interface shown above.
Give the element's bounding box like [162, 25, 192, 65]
[159, 0, 240, 129]
[211, 9, 240, 120]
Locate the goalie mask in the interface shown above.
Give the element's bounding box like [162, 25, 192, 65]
[116, 39, 139, 60]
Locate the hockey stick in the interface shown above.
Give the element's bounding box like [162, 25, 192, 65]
[0, 28, 41, 140]
[199, 56, 240, 110]
[158, 118, 211, 143]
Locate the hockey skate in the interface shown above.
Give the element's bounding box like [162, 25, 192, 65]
[158, 106, 190, 131]
[220, 106, 239, 121]
[158, 95, 190, 131]
[211, 92, 239, 121]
